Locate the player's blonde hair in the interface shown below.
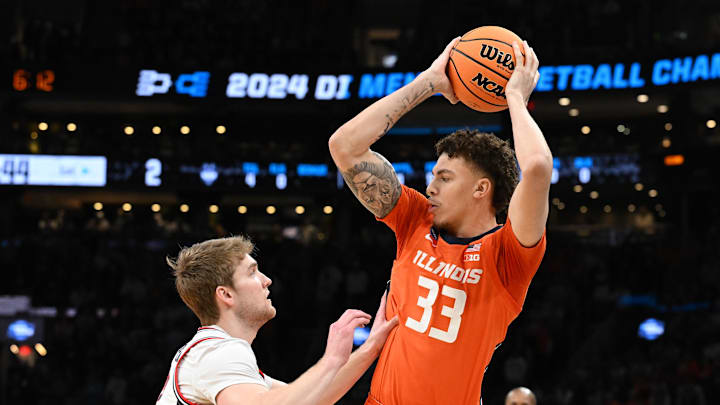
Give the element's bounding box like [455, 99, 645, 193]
[166, 236, 254, 325]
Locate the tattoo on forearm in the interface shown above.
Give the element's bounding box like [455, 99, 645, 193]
[383, 114, 392, 136]
[376, 81, 436, 142]
[342, 152, 402, 218]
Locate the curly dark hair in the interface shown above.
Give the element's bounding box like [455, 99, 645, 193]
[434, 129, 519, 214]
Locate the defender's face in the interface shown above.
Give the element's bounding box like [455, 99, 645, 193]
[425, 154, 484, 233]
[231, 255, 275, 325]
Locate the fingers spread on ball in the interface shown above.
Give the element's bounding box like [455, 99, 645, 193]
[513, 42, 525, 69]
[528, 44, 539, 72]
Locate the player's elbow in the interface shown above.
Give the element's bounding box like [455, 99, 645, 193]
[520, 154, 553, 184]
[329, 127, 356, 163]
[328, 130, 343, 156]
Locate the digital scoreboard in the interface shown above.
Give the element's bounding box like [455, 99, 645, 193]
[0, 154, 642, 190]
[130, 53, 720, 100]
[0, 154, 106, 186]
[10, 52, 718, 102]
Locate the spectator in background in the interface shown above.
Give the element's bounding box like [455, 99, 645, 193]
[505, 386, 537, 405]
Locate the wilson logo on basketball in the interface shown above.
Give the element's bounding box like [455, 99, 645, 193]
[448, 25, 522, 112]
[471, 72, 506, 99]
[479, 45, 515, 70]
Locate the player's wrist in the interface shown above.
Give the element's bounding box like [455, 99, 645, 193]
[318, 353, 345, 372]
[423, 69, 447, 87]
[360, 335, 384, 357]
[505, 90, 525, 104]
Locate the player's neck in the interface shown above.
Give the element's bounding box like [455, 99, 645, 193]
[451, 209, 498, 238]
[215, 314, 260, 344]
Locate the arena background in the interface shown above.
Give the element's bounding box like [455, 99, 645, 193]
[1, 0, 719, 403]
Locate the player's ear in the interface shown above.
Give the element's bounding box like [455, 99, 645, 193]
[472, 178, 492, 200]
[215, 285, 233, 308]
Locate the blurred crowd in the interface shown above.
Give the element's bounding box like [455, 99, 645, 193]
[2, 0, 720, 71]
[1, 197, 718, 405]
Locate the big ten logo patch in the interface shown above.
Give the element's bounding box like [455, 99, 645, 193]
[464, 253, 480, 262]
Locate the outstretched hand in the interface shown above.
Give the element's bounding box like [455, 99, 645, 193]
[322, 309, 372, 369]
[363, 290, 399, 354]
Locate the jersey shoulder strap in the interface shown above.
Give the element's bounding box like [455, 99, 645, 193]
[165, 327, 228, 405]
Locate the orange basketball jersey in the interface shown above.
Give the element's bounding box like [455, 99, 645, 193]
[366, 185, 546, 405]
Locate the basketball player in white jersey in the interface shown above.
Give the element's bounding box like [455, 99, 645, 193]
[157, 235, 399, 405]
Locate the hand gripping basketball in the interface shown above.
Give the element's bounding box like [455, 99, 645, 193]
[445, 26, 532, 112]
[425, 37, 462, 105]
[505, 40, 540, 106]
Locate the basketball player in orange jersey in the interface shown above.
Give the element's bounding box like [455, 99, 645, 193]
[328, 37, 549, 405]
[156, 235, 399, 405]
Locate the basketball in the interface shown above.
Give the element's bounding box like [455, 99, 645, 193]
[447, 26, 524, 112]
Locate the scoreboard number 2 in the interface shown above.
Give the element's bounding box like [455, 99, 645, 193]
[145, 158, 162, 187]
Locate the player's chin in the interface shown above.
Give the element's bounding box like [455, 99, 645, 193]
[432, 217, 455, 235]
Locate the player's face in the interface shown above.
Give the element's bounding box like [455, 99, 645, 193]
[230, 255, 275, 325]
[426, 154, 485, 233]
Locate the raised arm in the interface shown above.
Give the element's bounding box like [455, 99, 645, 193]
[329, 38, 460, 218]
[505, 41, 553, 247]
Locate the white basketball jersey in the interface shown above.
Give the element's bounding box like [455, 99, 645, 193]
[156, 326, 271, 405]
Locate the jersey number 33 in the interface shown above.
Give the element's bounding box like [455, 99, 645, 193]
[405, 275, 467, 343]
